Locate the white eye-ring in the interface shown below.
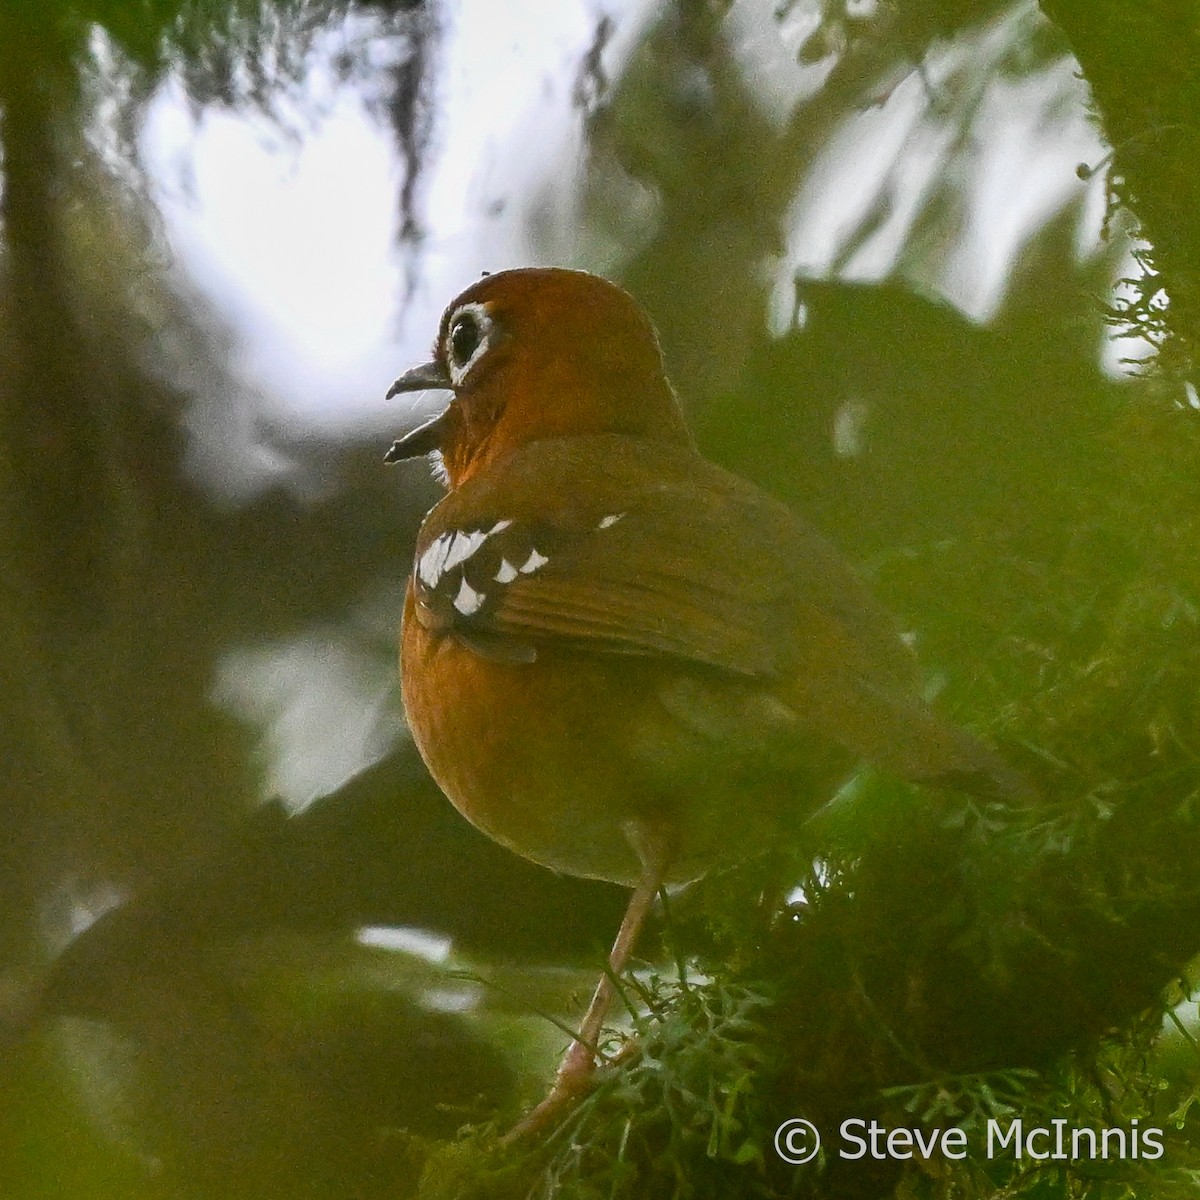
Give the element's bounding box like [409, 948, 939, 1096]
[444, 302, 494, 385]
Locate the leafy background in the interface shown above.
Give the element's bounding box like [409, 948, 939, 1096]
[2, 1, 1199, 1197]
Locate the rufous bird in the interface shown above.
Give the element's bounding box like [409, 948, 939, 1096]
[385, 267, 1027, 1134]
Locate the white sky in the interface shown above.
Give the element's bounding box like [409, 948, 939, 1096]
[140, 0, 656, 435]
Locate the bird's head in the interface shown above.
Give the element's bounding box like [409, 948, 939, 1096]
[385, 268, 693, 488]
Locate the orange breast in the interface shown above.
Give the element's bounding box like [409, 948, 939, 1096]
[399, 587, 838, 887]
[401, 588, 657, 884]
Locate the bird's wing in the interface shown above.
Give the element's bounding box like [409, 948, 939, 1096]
[409, 437, 914, 688]
[408, 437, 1029, 800]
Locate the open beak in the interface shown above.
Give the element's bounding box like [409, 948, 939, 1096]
[384, 360, 453, 463]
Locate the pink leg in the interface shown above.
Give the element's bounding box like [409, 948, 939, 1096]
[504, 822, 672, 1141]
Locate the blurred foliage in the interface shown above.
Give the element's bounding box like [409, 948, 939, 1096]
[1040, 0, 1200, 390]
[3, 0, 1200, 1198]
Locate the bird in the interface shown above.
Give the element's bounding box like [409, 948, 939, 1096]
[384, 266, 1029, 1134]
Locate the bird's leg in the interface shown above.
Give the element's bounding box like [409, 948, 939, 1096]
[504, 821, 671, 1142]
[555, 856, 662, 1084]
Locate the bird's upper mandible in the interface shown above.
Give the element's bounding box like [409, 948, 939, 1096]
[384, 267, 694, 487]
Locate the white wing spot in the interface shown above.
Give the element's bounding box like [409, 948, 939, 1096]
[494, 559, 519, 583]
[453, 578, 486, 615]
[417, 536, 453, 587]
[597, 513, 625, 530]
[418, 521, 514, 588]
[442, 529, 488, 573]
[518, 549, 549, 575]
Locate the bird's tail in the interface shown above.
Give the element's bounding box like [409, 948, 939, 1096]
[809, 676, 1037, 806]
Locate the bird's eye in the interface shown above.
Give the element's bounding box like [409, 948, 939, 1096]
[449, 312, 482, 369]
[442, 302, 494, 384]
